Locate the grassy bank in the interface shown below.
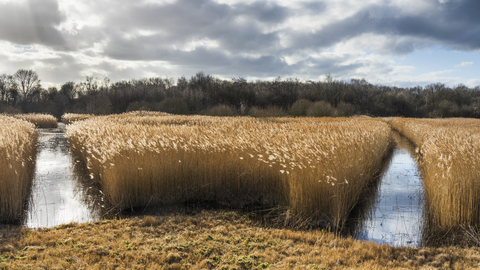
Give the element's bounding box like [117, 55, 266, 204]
[386, 118, 480, 241]
[13, 113, 58, 128]
[66, 114, 392, 229]
[1, 211, 480, 269]
[0, 115, 38, 223]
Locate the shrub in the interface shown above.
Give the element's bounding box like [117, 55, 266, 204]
[288, 99, 313, 117]
[306, 101, 334, 117]
[126, 101, 152, 112]
[204, 104, 236, 116]
[248, 106, 287, 117]
[157, 97, 189, 115]
[335, 102, 356, 117]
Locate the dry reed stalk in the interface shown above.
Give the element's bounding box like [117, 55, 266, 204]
[13, 113, 58, 128]
[387, 118, 480, 233]
[61, 113, 95, 125]
[66, 115, 392, 228]
[0, 115, 37, 223]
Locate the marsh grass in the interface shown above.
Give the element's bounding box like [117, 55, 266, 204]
[1, 211, 479, 269]
[386, 118, 480, 241]
[13, 113, 57, 128]
[66, 115, 392, 229]
[0, 115, 37, 223]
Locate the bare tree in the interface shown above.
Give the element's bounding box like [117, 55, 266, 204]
[13, 69, 41, 99]
[0, 74, 8, 101]
[0, 74, 17, 104]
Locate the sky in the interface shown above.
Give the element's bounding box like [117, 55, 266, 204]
[0, 0, 479, 88]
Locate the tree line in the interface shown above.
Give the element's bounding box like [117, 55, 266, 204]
[1, 70, 479, 119]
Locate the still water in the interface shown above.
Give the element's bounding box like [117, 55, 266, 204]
[24, 125, 426, 247]
[354, 132, 425, 247]
[25, 123, 105, 228]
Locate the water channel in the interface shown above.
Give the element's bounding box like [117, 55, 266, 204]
[23, 125, 426, 247]
[354, 132, 425, 247]
[25, 123, 105, 228]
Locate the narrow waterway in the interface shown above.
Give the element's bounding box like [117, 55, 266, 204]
[25, 123, 105, 228]
[355, 132, 425, 247]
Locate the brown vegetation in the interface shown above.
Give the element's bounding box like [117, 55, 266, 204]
[248, 106, 287, 117]
[12, 113, 57, 128]
[66, 114, 392, 229]
[0, 115, 37, 223]
[61, 113, 95, 125]
[2, 211, 480, 269]
[386, 118, 480, 239]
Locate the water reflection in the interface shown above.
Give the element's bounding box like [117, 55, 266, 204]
[25, 123, 106, 228]
[355, 131, 425, 247]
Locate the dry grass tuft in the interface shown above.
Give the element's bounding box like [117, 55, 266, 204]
[142, 216, 160, 227]
[66, 114, 392, 229]
[386, 118, 480, 239]
[0, 115, 38, 223]
[2, 211, 480, 269]
[12, 113, 57, 128]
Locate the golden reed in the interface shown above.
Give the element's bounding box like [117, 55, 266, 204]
[0, 115, 37, 223]
[67, 113, 392, 228]
[61, 113, 95, 125]
[387, 117, 480, 233]
[13, 113, 58, 128]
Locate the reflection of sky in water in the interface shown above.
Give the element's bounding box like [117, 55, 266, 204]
[356, 142, 424, 247]
[26, 123, 102, 228]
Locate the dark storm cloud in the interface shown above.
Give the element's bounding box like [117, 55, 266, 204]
[90, 0, 480, 82]
[288, 10, 374, 51]
[445, 0, 480, 24]
[288, 0, 480, 54]
[386, 0, 480, 51]
[102, 0, 287, 55]
[236, 2, 290, 23]
[108, 0, 289, 32]
[0, 0, 67, 49]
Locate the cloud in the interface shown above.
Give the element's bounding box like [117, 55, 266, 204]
[0, 0, 479, 87]
[455, 61, 473, 68]
[0, 0, 67, 49]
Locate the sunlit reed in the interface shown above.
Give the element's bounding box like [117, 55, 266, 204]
[13, 113, 58, 128]
[387, 117, 480, 234]
[66, 114, 392, 228]
[61, 113, 95, 125]
[0, 115, 37, 223]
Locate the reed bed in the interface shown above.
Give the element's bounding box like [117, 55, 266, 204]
[0, 115, 37, 223]
[386, 118, 480, 234]
[61, 113, 95, 125]
[66, 115, 392, 228]
[12, 113, 58, 128]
